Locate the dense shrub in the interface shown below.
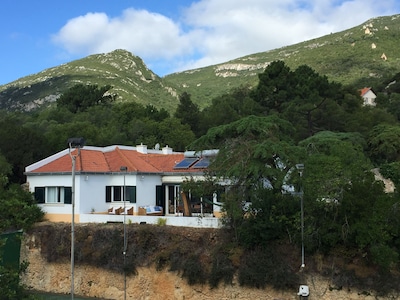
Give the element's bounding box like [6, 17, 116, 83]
[238, 247, 299, 290]
[182, 254, 207, 285]
[209, 251, 235, 288]
[0, 262, 38, 299]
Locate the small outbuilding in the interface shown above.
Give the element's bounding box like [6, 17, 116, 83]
[360, 87, 377, 106]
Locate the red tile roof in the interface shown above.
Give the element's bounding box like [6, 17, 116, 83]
[360, 87, 371, 96]
[27, 146, 200, 174]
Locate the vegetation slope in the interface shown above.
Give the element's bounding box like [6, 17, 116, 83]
[0, 14, 400, 112]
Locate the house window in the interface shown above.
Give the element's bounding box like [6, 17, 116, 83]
[106, 186, 136, 203]
[34, 186, 72, 204]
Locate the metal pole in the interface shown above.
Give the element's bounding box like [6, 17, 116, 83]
[300, 189, 305, 269]
[71, 154, 76, 300]
[296, 164, 305, 270]
[123, 172, 126, 300]
[67, 138, 85, 300]
[120, 166, 127, 300]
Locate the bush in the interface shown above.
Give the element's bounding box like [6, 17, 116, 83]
[0, 262, 38, 299]
[238, 247, 299, 290]
[182, 254, 207, 285]
[209, 251, 235, 288]
[0, 184, 44, 233]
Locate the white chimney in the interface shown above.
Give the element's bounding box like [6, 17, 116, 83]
[136, 143, 147, 154]
[162, 145, 173, 154]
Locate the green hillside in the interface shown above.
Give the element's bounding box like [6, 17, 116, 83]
[0, 14, 399, 112]
[165, 14, 400, 108]
[0, 49, 180, 112]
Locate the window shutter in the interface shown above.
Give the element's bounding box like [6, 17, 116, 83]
[156, 185, 163, 207]
[127, 186, 136, 203]
[64, 187, 72, 204]
[114, 186, 122, 201]
[34, 187, 45, 204]
[106, 186, 111, 202]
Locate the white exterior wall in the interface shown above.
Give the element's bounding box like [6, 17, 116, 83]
[80, 174, 120, 214]
[80, 173, 163, 213]
[27, 173, 163, 215]
[136, 175, 161, 207]
[28, 174, 76, 215]
[362, 90, 377, 106]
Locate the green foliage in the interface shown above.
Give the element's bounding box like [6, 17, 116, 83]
[0, 113, 50, 184]
[152, 118, 195, 151]
[0, 184, 44, 233]
[369, 243, 398, 270]
[304, 172, 400, 270]
[0, 262, 39, 300]
[0, 152, 12, 188]
[251, 60, 293, 113]
[156, 218, 167, 226]
[0, 154, 43, 298]
[251, 61, 361, 140]
[174, 92, 201, 136]
[380, 162, 400, 187]
[190, 115, 305, 244]
[368, 124, 400, 164]
[377, 92, 400, 121]
[237, 190, 299, 249]
[57, 84, 114, 113]
[199, 85, 262, 136]
[300, 131, 372, 201]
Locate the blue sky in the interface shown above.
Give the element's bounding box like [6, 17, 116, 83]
[1, 0, 399, 85]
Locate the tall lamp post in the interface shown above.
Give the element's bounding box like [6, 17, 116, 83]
[295, 163, 309, 299]
[295, 163, 305, 270]
[68, 137, 85, 300]
[120, 166, 128, 300]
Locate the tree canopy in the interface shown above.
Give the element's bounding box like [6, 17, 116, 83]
[57, 84, 115, 113]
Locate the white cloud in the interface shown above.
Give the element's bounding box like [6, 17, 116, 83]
[53, 8, 192, 59]
[52, 0, 400, 75]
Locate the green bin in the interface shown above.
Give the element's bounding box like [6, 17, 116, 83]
[0, 230, 23, 269]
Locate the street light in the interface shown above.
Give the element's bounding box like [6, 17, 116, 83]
[120, 166, 128, 300]
[68, 137, 85, 300]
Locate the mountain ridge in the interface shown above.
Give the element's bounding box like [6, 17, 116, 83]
[1, 14, 399, 112]
[165, 14, 400, 107]
[0, 49, 180, 112]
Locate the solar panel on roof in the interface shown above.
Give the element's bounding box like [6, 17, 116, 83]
[174, 157, 198, 169]
[192, 158, 210, 169]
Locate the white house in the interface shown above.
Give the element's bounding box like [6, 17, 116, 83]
[25, 144, 222, 228]
[360, 87, 377, 106]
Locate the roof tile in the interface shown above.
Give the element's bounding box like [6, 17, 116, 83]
[28, 146, 198, 174]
